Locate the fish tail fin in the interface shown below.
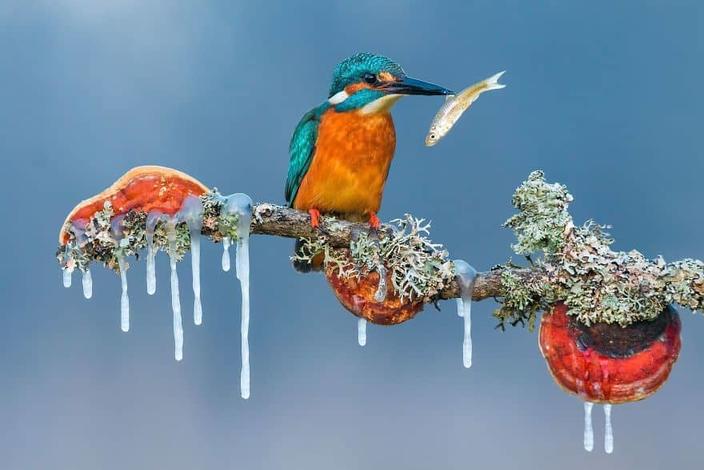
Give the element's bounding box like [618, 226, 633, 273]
[485, 70, 507, 91]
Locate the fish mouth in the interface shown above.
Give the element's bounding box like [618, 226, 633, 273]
[380, 76, 453, 96]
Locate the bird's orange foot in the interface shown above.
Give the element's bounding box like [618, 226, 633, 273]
[368, 212, 381, 230]
[308, 208, 321, 229]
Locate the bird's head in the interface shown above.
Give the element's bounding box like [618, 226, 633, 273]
[328, 53, 452, 113]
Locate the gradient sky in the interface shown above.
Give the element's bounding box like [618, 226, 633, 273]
[2, 1, 704, 469]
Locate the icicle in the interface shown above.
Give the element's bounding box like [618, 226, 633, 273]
[373, 264, 387, 302]
[180, 196, 204, 326]
[62, 267, 73, 288]
[191, 234, 202, 325]
[604, 404, 614, 454]
[453, 260, 477, 369]
[167, 221, 183, 362]
[222, 193, 253, 399]
[222, 237, 231, 272]
[583, 402, 594, 452]
[357, 318, 367, 346]
[82, 268, 93, 299]
[117, 254, 130, 333]
[145, 212, 163, 296]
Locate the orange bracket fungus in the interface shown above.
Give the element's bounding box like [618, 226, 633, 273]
[58, 167, 704, 453]
[57, 166, 254, 398]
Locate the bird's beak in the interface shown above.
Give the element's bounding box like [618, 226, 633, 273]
[381, 76, 453, 96]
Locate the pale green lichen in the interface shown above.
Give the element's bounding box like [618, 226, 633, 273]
[504, 170, 574, 256]
[293, 215, 455, 302]
[497, 170, 704, 328]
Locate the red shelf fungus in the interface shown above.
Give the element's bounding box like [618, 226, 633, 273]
[325, 265, 424, 325]
[59, 165, 208, 245]
[539, 303, 681, 404]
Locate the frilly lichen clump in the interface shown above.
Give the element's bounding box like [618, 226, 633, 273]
[496, 170, 704, 328]
[56, 190, 241, 274]
[293, 215, 455, 302]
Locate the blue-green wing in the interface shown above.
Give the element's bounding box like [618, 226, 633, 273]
[285, 104, 327, 206]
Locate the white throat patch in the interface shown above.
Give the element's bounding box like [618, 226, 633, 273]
[360, 94, 403, 115]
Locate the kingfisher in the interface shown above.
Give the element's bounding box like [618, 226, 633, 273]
[285, 53, 452, 271]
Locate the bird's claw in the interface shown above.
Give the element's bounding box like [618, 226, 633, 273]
[308, 208, 321, 229]
[368, 212, 381, 230]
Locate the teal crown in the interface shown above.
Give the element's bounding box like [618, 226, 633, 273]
[328, 52, 405, 97]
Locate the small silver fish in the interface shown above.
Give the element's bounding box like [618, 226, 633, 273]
[425, 71, 506, 146]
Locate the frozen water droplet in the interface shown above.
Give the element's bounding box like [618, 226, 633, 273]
[191, 233, 203, 326]
[604, 404, 614, 454]
[167, 221, 183, 362]
[373, 265, 387, 302]
[583, 402, 594, 452]
[145, 211, 164, 295]
[222, 193, 253, 399]
[180, 196, 204, 326]
[82, 269, 93, 299]
[358, 318, 367, 346]
[62, 268, 73, 288]
[117, 254, 129, 333]
[146, 245, 157, 295]
[453, 260, 477, 369]
[222, 237, 231, 272]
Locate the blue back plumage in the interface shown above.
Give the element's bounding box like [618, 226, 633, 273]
[285, 102, 329, 205]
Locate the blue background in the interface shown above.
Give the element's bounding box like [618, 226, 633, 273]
[2, 1, 703, 468]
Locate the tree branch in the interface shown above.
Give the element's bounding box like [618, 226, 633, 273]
[250, 202, 542, 302]
[57, 169, 704, 329]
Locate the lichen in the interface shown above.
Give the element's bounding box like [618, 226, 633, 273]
[56, 190, 239, 274]
[293, 215, 455, 302]
[497, 170, 704, 328]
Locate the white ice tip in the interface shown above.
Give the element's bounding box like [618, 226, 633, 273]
[194, 300, 202, 326]
[82, 269, 93, 299]
[63, 269, 72, 288]
[583, 402, 594, 452]
[604, 404, 614, 454]
[357, 318, 367, 347]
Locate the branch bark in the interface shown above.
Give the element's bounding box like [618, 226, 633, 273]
[250, 202, 544, 302]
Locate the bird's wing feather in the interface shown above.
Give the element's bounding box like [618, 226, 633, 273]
[285, 103, 328, 206]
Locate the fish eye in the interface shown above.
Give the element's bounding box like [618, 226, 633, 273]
[362, 73, 377, 85]
[429, 133, 436, 140]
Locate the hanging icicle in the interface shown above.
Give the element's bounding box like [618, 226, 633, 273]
[180, 196, 204, 326]
[357, 318, 367, 346]
[583, 402, 594, 452]
[453, 260, 477, 369]
[222, 193, 254, 399]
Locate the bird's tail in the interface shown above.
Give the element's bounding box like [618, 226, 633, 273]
[292, 239, 324, 273]
[483, 70, 507, 91]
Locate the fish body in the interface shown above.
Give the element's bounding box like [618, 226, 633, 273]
[425, 71, 506, 146]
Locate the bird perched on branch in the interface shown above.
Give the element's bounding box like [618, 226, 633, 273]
[286, 52, 452, 271]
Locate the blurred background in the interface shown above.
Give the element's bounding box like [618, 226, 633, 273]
[1, 1, 703, 469]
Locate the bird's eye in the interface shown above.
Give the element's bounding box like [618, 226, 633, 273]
[363, 73, 377, 84]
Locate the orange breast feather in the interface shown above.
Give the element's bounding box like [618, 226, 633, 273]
[293, 109, 396, 218]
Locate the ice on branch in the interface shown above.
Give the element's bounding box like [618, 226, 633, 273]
[57, 189, 255, 395]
